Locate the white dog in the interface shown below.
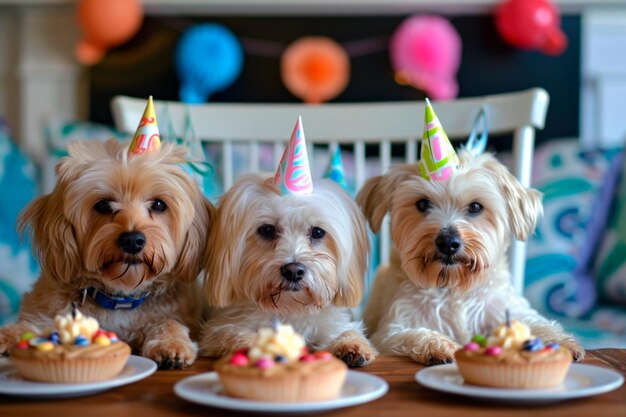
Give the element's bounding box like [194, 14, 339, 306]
[199, 174, 376, 367]
[357, 149, 584, 365]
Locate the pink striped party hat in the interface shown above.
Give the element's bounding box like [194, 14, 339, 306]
[274, 116, 313, 195]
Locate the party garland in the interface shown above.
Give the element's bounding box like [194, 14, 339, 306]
[172, 16, 462, 104]
[74, 0, 568, 103]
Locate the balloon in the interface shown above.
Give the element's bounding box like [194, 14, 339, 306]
[390, 15, 461, 100]
[495, 0, 567, 55]
[75, 0, 143, 66]
[175, 24, 244, 104]
[281, 37, 350, 104]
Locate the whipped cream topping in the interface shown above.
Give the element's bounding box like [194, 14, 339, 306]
[54, 308, 100, 344]
[247, 324, 305, 363]
[487, 319, 533, 349]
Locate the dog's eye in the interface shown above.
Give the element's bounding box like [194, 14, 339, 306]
[257, 224, 277, 240]
[311, 227, 326, 240]
[416, 199, 432, 213]
[468, 202, 483, 215]
[94, 200, 113, 214]
[150, 199, 167, 213]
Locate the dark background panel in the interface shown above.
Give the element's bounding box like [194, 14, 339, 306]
[89, 15, 580, 150]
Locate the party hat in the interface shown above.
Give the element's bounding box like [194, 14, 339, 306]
[418, 98, 458, 181]
[274, 116, 313, 195]
[128, 96, 161, 156]
[324, 144, 348, 190]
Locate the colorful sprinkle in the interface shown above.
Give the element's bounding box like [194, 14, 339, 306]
[274, 355, 287, 363]
[314, 351, 333, 360]
[485, 346, 503, 356]
[94, 335, 111, 346]
[74, 335, 89, 346]
[299, 354, 316, 363]
[48, 331, 60, 345]
[463, 342, 480, 352]
[229, 353, 249, 366]
[255, 358, 275, 369]
[36, 341, 55, 352]
[522, 338, 544, 352]
[106, 332, 119, 343]
[471, 335, 487, 347]
[16, 340, 29, 350]
[546, 343, 560, 350]
[20, 332, 35, 342]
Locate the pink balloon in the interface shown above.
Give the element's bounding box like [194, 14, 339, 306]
[390, 15, 462, 100]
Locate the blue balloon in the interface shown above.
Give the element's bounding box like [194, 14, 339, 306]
[175, 23, 244, 103]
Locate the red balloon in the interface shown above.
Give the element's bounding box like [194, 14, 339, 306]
[495, 0, 567, 55]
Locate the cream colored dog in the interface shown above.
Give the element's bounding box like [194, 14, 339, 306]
[0, 139, 214, 368]
[357, 150, 584, 365]
[200, 175, 376, 367]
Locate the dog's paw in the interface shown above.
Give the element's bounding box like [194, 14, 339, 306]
[410, 335, 460, 365]
[142, 337, 198, 369]
[327, 331, 377, 368]
[141, 335, 198, 369]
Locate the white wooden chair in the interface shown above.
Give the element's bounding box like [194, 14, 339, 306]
[111, 87, 550, 295]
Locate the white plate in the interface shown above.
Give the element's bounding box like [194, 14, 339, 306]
[0, 355, 157, 399]
[174, 370, 388, 413]
[416, 363, 624, 403]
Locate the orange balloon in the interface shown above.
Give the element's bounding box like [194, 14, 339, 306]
[281, 37, 350, 104]
[75, 0, 143, 65]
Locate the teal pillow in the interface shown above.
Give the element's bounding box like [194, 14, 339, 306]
[0, 120, 39, 325]
[524, 139, 618, 318]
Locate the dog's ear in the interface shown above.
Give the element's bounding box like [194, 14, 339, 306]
[356, 164, 417, 233]
[333, 195, 369, 308]
[18, 188, 80, 283]
[173, 192, 215, 283]
[483, 156, 543, 241]
[203, 179, 258, 307]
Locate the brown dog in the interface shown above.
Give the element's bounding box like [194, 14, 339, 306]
[0, 139, 214, 368]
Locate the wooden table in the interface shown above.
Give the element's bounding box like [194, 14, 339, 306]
[1, 349, 624, 417]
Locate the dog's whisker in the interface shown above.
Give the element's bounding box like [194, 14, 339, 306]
[112, 262, 132, 281]
[270, 284, 284, 308]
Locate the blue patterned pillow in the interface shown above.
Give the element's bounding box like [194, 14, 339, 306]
[0, 121, 39, 325]
[524, 139, 619, 318]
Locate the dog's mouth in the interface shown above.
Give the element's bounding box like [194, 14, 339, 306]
[102, 256, 146, 269]
[101, 255, 161, 279]
[268, 282, 310, 308]
[435, 254, 459, 266]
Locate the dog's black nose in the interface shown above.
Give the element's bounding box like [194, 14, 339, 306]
[435, 229, 462, 256]
[117, 231, 146, 254]
[280, 262, 306, 282]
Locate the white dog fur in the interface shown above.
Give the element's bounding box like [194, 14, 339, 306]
[200, 175, 376, 367]
[357, 149, 584, 365]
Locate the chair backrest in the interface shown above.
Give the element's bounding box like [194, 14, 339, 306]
[111, 87, 549, 295]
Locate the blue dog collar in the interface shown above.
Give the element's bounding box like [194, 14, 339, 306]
[81, 287, 147, 310]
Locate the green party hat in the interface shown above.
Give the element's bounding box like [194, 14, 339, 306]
[418, 98, 458, 181]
